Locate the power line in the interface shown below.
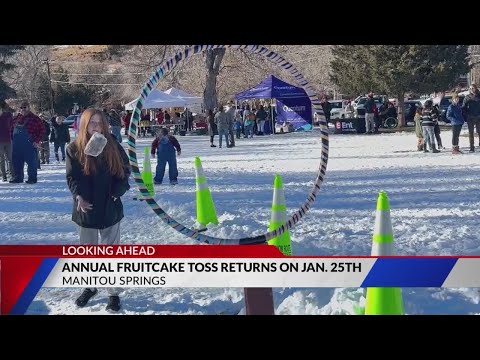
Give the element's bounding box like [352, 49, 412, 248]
[49, 59, 120, 65]
[50, 79, 142, 86]
[51, 72, 146, 76]
[43, 59, 55, 113]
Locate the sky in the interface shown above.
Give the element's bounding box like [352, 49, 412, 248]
[1, 126, 480, 315]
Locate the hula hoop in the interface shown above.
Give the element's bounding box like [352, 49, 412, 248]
[127, 45, 329, 245]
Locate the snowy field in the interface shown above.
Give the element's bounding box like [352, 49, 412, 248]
[1, 127, 480, 315]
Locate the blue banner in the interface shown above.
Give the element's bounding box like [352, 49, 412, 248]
[276, 98, 313, 131]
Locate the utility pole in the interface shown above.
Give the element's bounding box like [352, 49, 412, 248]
[43, 58, 55, 116]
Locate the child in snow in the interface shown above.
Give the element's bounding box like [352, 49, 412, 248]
[151, 127, 181, 185]
[414, 107, 424, 151]
[234, 113, 242, 139]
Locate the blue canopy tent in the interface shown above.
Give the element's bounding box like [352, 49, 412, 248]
[234, 75, 313, 132]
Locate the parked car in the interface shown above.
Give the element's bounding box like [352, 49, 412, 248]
[352, 95, 362, 106]
[329, 100, 348, 120]
[403, 100, 422, 126]
[64, 114, 80, 128]
[354, 95, 387, 118]
[313, 109, 326, 125]
[419, 98, 432, 106]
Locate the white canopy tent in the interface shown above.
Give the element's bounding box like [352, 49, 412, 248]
[164, 87, 203, 113]
[124, 89, 188, 110]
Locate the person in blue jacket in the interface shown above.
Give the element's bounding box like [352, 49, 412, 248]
[151, 127, 181, 185]
[446, 94, 465, 154]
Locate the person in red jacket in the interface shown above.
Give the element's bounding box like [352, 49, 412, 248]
[155, 108, 164, 125]
[10, 101, 45, 184]
[122, 111, 132, 136]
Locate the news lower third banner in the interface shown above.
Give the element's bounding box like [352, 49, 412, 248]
[1, 245, 480, 314]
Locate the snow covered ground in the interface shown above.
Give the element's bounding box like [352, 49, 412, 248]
[1, 127, 480, 315]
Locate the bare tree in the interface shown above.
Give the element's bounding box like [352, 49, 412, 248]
[469, 45, 480, 85]
[203, 48, 225, 110]
[267, 45, 334, 94]
[121, 45, 193, 100]
[5, 45, 53, 111]
[4, 45, 336, 114]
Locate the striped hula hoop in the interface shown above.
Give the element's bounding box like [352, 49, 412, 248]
[127, 45, 329, 245]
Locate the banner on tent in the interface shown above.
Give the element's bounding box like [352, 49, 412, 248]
[275, 98, 312, 131]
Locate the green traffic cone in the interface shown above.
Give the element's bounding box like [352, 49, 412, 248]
[365, 191, 404, 315]
[267, 175, 292, 256]
[194, 157, 218, 229]
[134, 147, 154, 201]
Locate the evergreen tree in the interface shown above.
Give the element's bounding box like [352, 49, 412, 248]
[50, 67, 97, 116]
[54, 84, 97, 116]
[330, 45, 378, 98]
[34, 74, 53, 113]
[330, 45, 470, 127]
[0, 45, 24, 101]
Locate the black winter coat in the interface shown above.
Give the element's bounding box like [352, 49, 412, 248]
[50, 123, 70, 144]
[42, 120, 51, 141]
[66, 140, 131, 229]
[462, 91, 480, 119]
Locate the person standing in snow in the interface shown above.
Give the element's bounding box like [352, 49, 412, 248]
[0, 100, 14, 182]
[108, 109, 122, 143]
[151, 127, 181, 185]
[462, 83, 480, 152]
[38, 115, 51, 168]
[50, 116, 70, 162]
[414, 107, 424, 151]
[10, 101, 45, 184]
[66, 108, 131, 312]
[421, 100, 440, 153]
[255, 105, 267, 136]
[446, 94, 465, 154]
[225, 102, 236, 147]
[214, 105, 229, 148]
[207, 109, 217, 147]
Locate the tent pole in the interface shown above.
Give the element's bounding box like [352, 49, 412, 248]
[271, 99, 275, 135]
[185, 104, 188, 133]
